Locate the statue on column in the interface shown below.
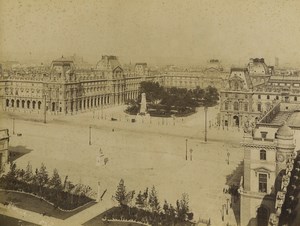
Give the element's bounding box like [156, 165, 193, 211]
[243, 119, 255, 135]
[139, 93, 147, 115]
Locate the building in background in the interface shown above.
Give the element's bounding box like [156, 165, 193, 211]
[0, 129, 9, 172]
[161, 59, 228, 90]
[219, 58, 300, 128]
[0, 55, 156, 115]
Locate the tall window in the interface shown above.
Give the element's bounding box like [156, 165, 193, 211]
[259, 174, 267, 193]
[258, 95, 261, 99]
[294, 96, 298, 101]
[267, 95, 270, 100]
[257, 103, 262, 112]
[276, 96, 279, 100]
[234, 102, 239, 111]
[244, 103, 248, 112]
[260, 150, 266, 160]
[234, 82, 239, 90]
[224, 102, 229, 110]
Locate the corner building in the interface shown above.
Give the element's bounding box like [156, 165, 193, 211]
[240, 102, 300, 226]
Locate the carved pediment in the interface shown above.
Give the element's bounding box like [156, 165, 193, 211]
[252, 167, 273, 178]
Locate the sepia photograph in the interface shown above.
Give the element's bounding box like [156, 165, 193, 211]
[0, 0, 300, 225]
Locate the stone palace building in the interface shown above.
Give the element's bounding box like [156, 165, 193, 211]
[0, 55, 156, 115]
[219, 58, 300, 128]
[240, 101, 300, 226]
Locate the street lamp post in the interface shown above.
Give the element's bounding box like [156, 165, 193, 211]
[204, 107, 208, 142]
[12, 118, 15, 135]
[43, 94, 47, 124]
[226, 198, 229, 215]
[227, 151, 230, 165]
[89, 125, 92, 145]
[222, 204, 225, 221]
[185, 139, 188, 161]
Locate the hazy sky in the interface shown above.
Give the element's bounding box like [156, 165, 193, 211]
[1, 0, 300, 66]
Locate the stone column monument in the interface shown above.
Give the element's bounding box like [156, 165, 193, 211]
[139, 93, 147, 115]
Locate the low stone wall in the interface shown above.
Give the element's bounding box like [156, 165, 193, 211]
[103, 218, 151, 226]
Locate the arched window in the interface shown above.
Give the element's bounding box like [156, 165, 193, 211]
[260, 150, 266, 160]
[294, 96, 298, 101]
[22, 100, 25, 108]
[27, 100, 30, 109]
[38, 101, 41, 109]
[224, 102, 229, 110]
[233, 102, 239, 111]
[6, 99, 9, 107]
[11, 100, 15, 107]
[32, 101, 36, 109]
[267, 95, 270, 99]
[16, 100, 20, 108]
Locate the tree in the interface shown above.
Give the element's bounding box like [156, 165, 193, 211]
[140, 81, 165, 104]
[142, 187, 149, 207]
[35, 163, 49, 193]
[23, 162, 34, 184]
[176, 193, 192, 222]
[203, 86, 219, 107]
[3, 162, 18, 188]
[149, 186, 160, 212]
[114, 179, 127, 206]
[136, 191, 144, 207]
[48, 168, 62, 190]
[163, 200, 169, 215]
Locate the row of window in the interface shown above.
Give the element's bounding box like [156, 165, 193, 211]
[258, 94, 298, 101]
[269, 82, 300, 87]
[224, 102, 249, 111]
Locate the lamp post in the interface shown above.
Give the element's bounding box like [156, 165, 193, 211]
[227, 151, 230, 165]
[222, 204, 225, 221]
[89, 125, 92, 145]
[185, 139, 188, 161]
[43, 94, 47, 124]
[204, 106, 208, 142]
[226, 198, 229, 215]
[12, 118, 15, 135]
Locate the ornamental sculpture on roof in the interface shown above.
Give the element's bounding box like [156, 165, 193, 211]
[243, 119, 255, 135]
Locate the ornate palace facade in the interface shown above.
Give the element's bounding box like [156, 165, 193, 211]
[0, 56, 156, 115]
[219, 58, 300, 128]
[161, 59, 227, 90]
[240, 102, 300, 226]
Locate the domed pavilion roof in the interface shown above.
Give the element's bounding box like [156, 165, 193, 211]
[277, 122, 293, 137]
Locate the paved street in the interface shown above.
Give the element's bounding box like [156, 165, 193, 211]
[0, 106, 244, 226]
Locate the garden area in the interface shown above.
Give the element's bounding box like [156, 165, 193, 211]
[125, 81, 219, 117]
[0, 162, 96, 218]
[90, 179, 196, 226]
[0, 214, 40, 226]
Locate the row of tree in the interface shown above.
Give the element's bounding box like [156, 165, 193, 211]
[106, 179, 193, 226]
[126, 81, 219, 116]
[0, 162, 95, 210]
